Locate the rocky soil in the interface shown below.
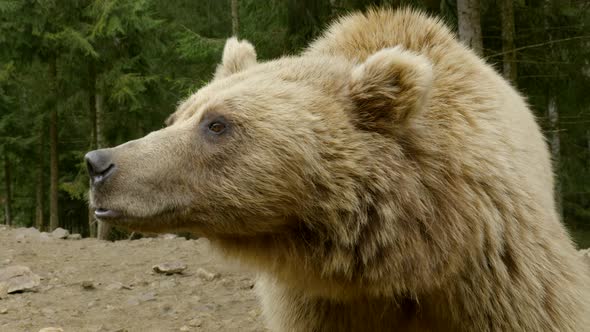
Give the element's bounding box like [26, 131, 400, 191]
[0, 226, 266, 332]
[1, 225, 589, 332]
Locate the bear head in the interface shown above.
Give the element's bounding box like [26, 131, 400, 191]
[86, 37, 433, 240]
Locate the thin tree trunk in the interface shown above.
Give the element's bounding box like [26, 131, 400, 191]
[3, 151, 12, 226]
[97, 218, 112, 240]
[499, 0, 517, 84]
[96, 92, 105, 149]
[88, 62, 97, 238]
[231, 0, 239, 36]
[547, 96, 562, 220]
[544, 0, 563, 221]
[457, 0, 483, 55]
[49, 56, 59, 231]
[35, 123, 45, 231]
[87, 65, 109, 239]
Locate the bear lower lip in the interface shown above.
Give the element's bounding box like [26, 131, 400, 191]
[95, 208, 122, 219]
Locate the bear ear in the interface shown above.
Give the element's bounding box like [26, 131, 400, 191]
[348, 46, 433, 133]
[214, 37, 257, 79]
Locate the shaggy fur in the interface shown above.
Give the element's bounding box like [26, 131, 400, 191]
[88, 8, 590, 331]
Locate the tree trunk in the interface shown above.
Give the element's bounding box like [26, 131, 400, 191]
[88, 63, 110, 239]
[3, 151, 12, 226]
[499, 0, 517, 84]
[97, 219, 112, 241]
[88, 62, 97, 238]
[35, 123, 45, 231]
[231, 0, 239, 37]
[96, 92, 105, 149]
[544, 0, 563, 221]
[547, 96, 563, 220]
[457, 0, 483, 55]
[49, 56, 59, 231]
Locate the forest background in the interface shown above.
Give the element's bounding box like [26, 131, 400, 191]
[1, 0, 589, 247]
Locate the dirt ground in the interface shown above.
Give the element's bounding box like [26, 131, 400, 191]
[0, 226, 266, 332]
[2, 225, 588, 332]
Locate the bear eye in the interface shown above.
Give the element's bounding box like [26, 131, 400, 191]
[208, 121, 226, 134]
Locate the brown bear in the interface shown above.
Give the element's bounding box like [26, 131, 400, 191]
[85, 8, 590, 331]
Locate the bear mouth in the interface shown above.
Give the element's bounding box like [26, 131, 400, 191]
[92, 205, 188, 233]
[93, 209, 162, 232]
[94, 208, 122, 219]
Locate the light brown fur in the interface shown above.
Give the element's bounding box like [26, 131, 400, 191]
[88, 8, 590, 331]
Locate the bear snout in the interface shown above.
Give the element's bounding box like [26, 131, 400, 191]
[85, 149, 116, 187]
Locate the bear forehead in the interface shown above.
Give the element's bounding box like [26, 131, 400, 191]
[168, 56, 352, 126]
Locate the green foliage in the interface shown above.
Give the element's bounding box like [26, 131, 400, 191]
[46, 27, 98, 57]
[175, 30, 224, 62]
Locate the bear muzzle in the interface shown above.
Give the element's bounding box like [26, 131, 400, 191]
[85, 149, 116, 186]
[85, 149, 124, 220]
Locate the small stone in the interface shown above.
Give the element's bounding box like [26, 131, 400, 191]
[196, 268, 218, 281]
[67, 233, 82, 240]
[0, 266, 41, 293]
[188, 318, 202, 327]
[179, 326, 190, 331]
[39, 328, 64, 332]
[0, 307, 7, 314]
[239, 278, 255, 290]
[51, 227, 69, 239]
[152, 262, 187, 275]
[14, 227, 40, 239]
[81, 280, 96, 290]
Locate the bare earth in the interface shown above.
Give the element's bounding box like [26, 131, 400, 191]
[0, 226, 266, 332]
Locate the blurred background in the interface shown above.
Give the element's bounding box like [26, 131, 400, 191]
[0, 0, 588, 246]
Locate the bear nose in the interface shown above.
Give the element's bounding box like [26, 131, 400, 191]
[85, 150, 115, 185]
